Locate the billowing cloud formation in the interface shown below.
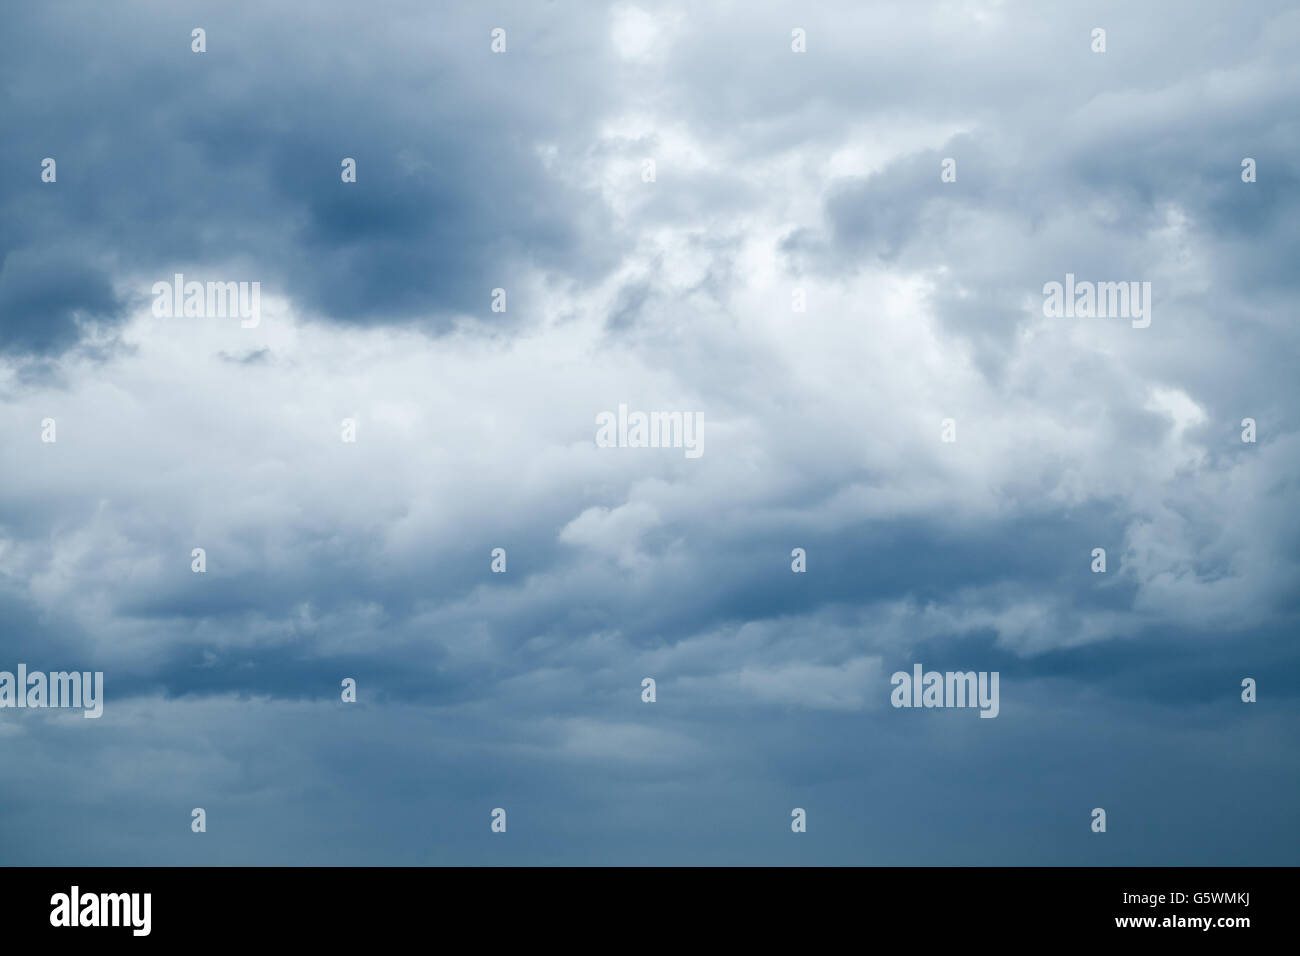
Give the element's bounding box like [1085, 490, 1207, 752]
[1, 0, 1297, 863]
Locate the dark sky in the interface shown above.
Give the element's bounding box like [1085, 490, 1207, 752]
[0, 0, 1297, 864]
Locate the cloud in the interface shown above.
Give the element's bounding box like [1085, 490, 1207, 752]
[1, 0, 1297, 863]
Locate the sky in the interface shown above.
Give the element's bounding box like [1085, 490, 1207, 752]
[0, 0, 1297, 865]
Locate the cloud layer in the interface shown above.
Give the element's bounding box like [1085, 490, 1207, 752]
[1, 0, 1297, 863]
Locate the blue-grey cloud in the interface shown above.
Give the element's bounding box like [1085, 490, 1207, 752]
[0, 0, 1297, 864]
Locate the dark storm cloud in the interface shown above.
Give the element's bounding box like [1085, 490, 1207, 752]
[0, 0, 624, 356]
[0, 254, 123, 355]
[0, 0, 1297, 865]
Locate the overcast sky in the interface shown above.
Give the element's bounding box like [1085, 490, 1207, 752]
[1, 0, 1297, 864]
